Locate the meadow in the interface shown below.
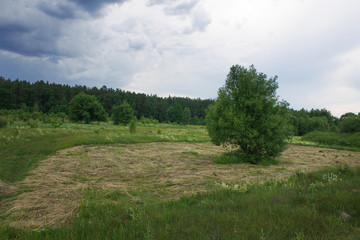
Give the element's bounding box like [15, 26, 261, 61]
[1, 121, 360, 239]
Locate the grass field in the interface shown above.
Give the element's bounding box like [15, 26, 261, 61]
[1, 122, 360, 239]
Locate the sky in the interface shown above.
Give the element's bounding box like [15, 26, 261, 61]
[0, 0, 359, 117]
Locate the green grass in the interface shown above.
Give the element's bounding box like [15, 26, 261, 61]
[2, 122, 360, 239]
[212, 151, 279, 165]
[0, 122, 209, 183]
[289, 133, 360, 152]
[1, 165, 359, 239]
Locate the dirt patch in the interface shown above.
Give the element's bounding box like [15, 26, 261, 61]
[4, 143, 360, 228]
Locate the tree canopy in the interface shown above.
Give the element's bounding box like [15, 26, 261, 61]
[206, 65, 292, 163]
[111, 102, 135, 125]
[69, 93, 107, 123]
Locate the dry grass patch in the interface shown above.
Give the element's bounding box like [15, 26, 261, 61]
[4, 143, 360, 228]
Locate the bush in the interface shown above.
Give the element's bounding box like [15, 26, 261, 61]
[140, 116, 159, 125]
[26, 119, 39, 128]
[0, 117, 7, 128]
[302, 132, 360, 148]
[129, 119, 137, 134]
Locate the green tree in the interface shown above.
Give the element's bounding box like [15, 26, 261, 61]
[69, 93, 107, 124]
[182, 107, 191, 125]
[338, 112, 360, 133]
[111, 102, 135, 125]
[206, 65, 292, 163]
[166, 103, 183, 123]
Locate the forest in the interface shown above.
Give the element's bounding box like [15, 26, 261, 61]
[0, 76, 212, 125]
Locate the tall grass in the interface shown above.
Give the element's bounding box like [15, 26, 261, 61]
[1, 166, 359, 239]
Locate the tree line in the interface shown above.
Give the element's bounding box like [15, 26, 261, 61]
[1, 76, 359, 133]
[0, 76, 213, 125]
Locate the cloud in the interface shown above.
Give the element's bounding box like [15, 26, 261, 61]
[183, 7, 211, 34]
[164, 0, 199, 15]
[146, 0, 169, 7]
[67, 0, 128, 14]
[0, 21, 66, 58]
[129, 37, 147, 51]
[37, 2, 77, 19]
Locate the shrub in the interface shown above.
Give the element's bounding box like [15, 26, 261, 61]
[302, 132, 360, 148]
[140, 116, 159, 125]
[26, 119, 39, 128]
[129, 119, 137, 134]
[0, 117, 7, 128]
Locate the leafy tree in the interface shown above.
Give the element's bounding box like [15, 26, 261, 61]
[338, 112, 360, 133]
[166, 103, 183, 123]
[111, 102, 135, 125]
[69, 93, 107, 123]
[206, 65, 292, 163]
[182, 107, 191, 125]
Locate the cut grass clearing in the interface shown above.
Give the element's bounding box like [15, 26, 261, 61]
[0, 122, 209, 183]
[2, 165, 360, 239]
[2, 143, 360, 229]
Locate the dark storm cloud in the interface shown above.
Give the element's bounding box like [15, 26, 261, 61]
[67, 0, 128, 14]
[0, 0, 130, 59]
[0, 22, 62, 57]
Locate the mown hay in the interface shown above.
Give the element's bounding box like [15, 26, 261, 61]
[4, 143, 360, 227]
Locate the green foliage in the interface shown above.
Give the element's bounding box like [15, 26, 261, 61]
[69, 93, 107, 124]
[111, 102, 135, 125]
[290, 108, 338, 136]
[50, 117, 63, 128]
[206, 65, 292, 163]
[129, 119, 137, 134]
[302, 131, 360, 149]
[166, 103, 183, 124]
[26, 119, 39, 128]
[0, 117, 7, 128]
[0, 76, 212, 124]
[182, 107, 191, 125]
[189, 116, 206, 125]
[140, 116, 159, 125]
[338, 112, 360, 133]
